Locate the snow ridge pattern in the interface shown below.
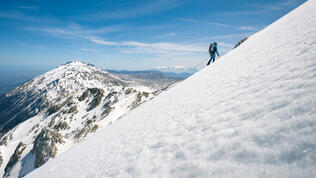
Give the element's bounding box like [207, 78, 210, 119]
[28, 1, 316, 178]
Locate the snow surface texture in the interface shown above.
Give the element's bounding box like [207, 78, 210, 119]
[27, 1, 316, 178]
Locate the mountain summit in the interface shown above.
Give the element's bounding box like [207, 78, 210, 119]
[27, 1, 316, 177]
[0, 61, 125, 134]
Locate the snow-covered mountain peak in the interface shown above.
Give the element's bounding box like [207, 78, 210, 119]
[55, 61, 103, 73]
[8, 61, 123, 101]
[0, 60, 183, 177]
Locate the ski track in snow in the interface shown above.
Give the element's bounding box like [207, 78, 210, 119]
[27, 1, 316, 178]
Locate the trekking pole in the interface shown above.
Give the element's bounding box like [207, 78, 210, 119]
[193, 58, 209, 70]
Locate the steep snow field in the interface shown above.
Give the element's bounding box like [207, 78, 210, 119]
[27, 1, 316, 177]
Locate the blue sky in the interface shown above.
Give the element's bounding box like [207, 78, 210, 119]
[0, 0, 306, 71]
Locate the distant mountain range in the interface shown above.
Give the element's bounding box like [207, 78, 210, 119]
[0, 68, 194, 95]
[106, 69, 194, 80]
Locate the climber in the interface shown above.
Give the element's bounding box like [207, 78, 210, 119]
[207, 42, 220, 65]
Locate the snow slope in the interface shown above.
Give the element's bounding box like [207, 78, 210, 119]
[27, 1, 316, 177]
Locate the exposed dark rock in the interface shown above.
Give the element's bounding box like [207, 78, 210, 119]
[124, 88, 136, 95]
[54, 121, 69, 131]
[0, 132, 4, 140]
[0, 134, 12, 146]
[78, 91, 88, 101]
[79, 88, 105, 111]
[29, 124, 40, 134]
[0, 135, 8, 146]
[68, 106, 77, 113]
[74, 122, 99, 140]
[0, 152, 3, 167]
[65, 96, 74, 106]
[87, 88, 104, 111]
[91, 125, 99, 133]
[60, 109, 68, 114]
[102, 107, 114, 117]
[88, 88, 105, 95]
[86, 120, 93, 125]
[4, 142, 27, 177]
[47, 104, 61, 116]
[47, 79, 60, 88]
[234, 37, 248, 49]
[103, 101, 111, 109]
[105, 91, 117, 100]
[32, 127, 64, 168]
[131, 92, 150, 109]
[48, 117, 56, 128]
[87, 95, 102, 111]
[142, 92, 149, 98]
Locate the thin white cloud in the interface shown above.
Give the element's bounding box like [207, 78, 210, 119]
[0, 10, 60, 24]
[165, 16, 259, 32]
[218, 0, 304, 17]
[91, 38, 205, 53]
[81, 25, 126, 34]
[128, 41, 204, 52]
[101, 38, 233, 56]
[25, 27, 77, 41]
[27, 26, 206, 54]
[245, 0, 305, 11]
[19, 6, 39, 10]
[211, 33, 253, 39]
[79, 48, 97, 52]
[30, 25, 233, 56]
[165, 16, 231, 28]
[0, 10, 42, 22]
[237, 26, 257, 31]
[26, 24, 125, 38]
[266, 6, 282, 10]
[82, 0, 186, 20]
[86, 37, 119, 46]
[65, 22, 127, 35]
[182, 32, 253, 45]
[218, 42, 234, 48]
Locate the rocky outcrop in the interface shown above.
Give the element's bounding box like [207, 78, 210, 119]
[74, 121, 99, 140]
[54, 121, 70, 131]
[0, 134, 13, 146]
[68, 106, 77, 113]
[47, 104, 61, 116]
[102, 107, 113, 117]
[78, 90, 89, 101]
[0, 136, 8, 146]
[87, 88, 104, 111]
[131, 92, 150, 109]
[234, 37, 248, 49]
[78, 88, 105, 111]
[4, 142, 27, 177]
[0, 152, 3, 167]
[32, 127, 64, 168]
